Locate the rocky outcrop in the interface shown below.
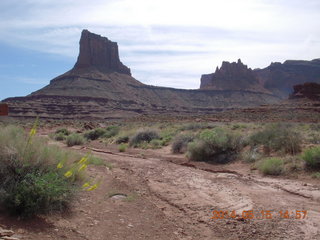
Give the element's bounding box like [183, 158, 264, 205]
[200, 59, 270, 94]
[73, 30, 131, 75]
[255, 59, 320, 98]
[290, 82, 320, 101]
[2, 30, 281, 119]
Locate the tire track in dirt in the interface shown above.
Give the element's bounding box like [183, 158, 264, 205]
[87, 147, 320, 240]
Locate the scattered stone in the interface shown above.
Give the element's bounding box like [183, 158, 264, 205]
[0, 229, 14, 237]
[1, 237, 20, 240]
[110, 194, 127, 200]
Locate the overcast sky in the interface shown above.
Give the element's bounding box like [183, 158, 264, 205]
[1, 0, 319, 99]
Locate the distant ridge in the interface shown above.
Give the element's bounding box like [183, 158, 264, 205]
[3, 30, 280, 119]
[201, 58, 320, 98]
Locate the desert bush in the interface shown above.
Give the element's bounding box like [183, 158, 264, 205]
[54, 132, 67, 141]
[118, 144, 127, 152]
[104, 125, 120, 138]
[66, 133, 85, 147]
[84, 128, 107, 140]
[150, 139, 162, 149]
[4, 172, 75, 216]
[301, 146, 320, 170]
[0, 125, 82, 217]
[187, 128, 243, 163]
[250, 123, 301, 155]
[159, 127, 178, 146]
[258, 157, 284, 175]
[179, 122, 215, 131]
[55, 128, 70, 136]
[171, 134, 194, 154]
[116, 135, 129, 144]
[241, 148, 261, 163]
[129, 129, 160, 147]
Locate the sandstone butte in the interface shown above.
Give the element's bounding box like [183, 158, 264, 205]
[2, 29, 319, 120]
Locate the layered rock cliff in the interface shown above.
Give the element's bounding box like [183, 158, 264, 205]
[255, 59, 320, 98]
[73, 29, 131, 75]
[3, 30, 280, 119]
[290, 82, 320, 101]
[200, 58, 320, 98]
[200, 59, 270, 94]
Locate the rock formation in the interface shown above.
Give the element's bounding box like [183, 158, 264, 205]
[3, 30, 280, 120]
[201, 59, 320, 98]
[73, 29, 131, 75]
[255, 59, 320, 98]
[200, 59, 270, 94]
[290, 82, 320, 101]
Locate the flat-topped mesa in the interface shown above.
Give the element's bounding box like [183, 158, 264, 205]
[200, 59, 269, 93]
[73, 29, 131, 75]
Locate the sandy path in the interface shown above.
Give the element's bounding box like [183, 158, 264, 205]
[88, 146, 320, 240]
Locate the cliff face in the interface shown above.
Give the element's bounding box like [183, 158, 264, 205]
[73, 30, 131, 75]
[201, 58, 320, 98]
[200, 59, 270, 94]
[290, 82, 320, 101]
[255, 59, 320, 98]
[3, 30, 280, 119]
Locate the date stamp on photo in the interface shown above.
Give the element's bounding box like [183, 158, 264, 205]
[211, 210, 308, 220]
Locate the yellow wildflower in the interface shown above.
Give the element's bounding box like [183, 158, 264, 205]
[57, 162, 64, 169]
[64, 170, 73, 178]
[29, 128, 36, 137]
[79, 156, 88, 164]
[86, 184, 98, 191]
[82, 182, 90, 188]
[78, 164, 87, 171]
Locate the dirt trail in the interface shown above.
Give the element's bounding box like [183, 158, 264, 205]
[85, 145, 320, 240]
[1, 143, 320, 240]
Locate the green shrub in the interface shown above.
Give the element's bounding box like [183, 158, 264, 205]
[171, 134, 194, 153]
[4, 172, 75, 217]
[55, 128, 70, 136]
[116, 135, 129, 144]
[258, 157, 284, 175]
[150, 139, 162, 149]
[129, 129, 160, 147]
[187, 128, 243, 163]
[0, 125, 82, 217]
[54, 132, 67, 141]
[84, 128, 106, 140]
[179, 122, 215, 131]
[66, 133, 85, 147]
[301, 146, 320, 169]
[104, 126, 120, 138]
[118, 144, 127, 152]
[87, 156, 105, 166]
[250, 123, 301, 155]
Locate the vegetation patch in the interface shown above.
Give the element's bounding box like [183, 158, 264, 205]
[187, 128, 243, 164]
[250, 123, 301, 155]
[301, 146, 320, 170]
[258, 157, 284, 175]
[0, 125, 84, 217]
[129, 128, 160, 147]
[171, 134, 194, 154]
[66, 133, 85, 147]
[84, 128, 107, 140]
[118, 143, 127, 152]
[116, 135, 129, 144]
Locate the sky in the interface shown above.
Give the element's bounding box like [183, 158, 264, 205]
[0, 0, 320, 100]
